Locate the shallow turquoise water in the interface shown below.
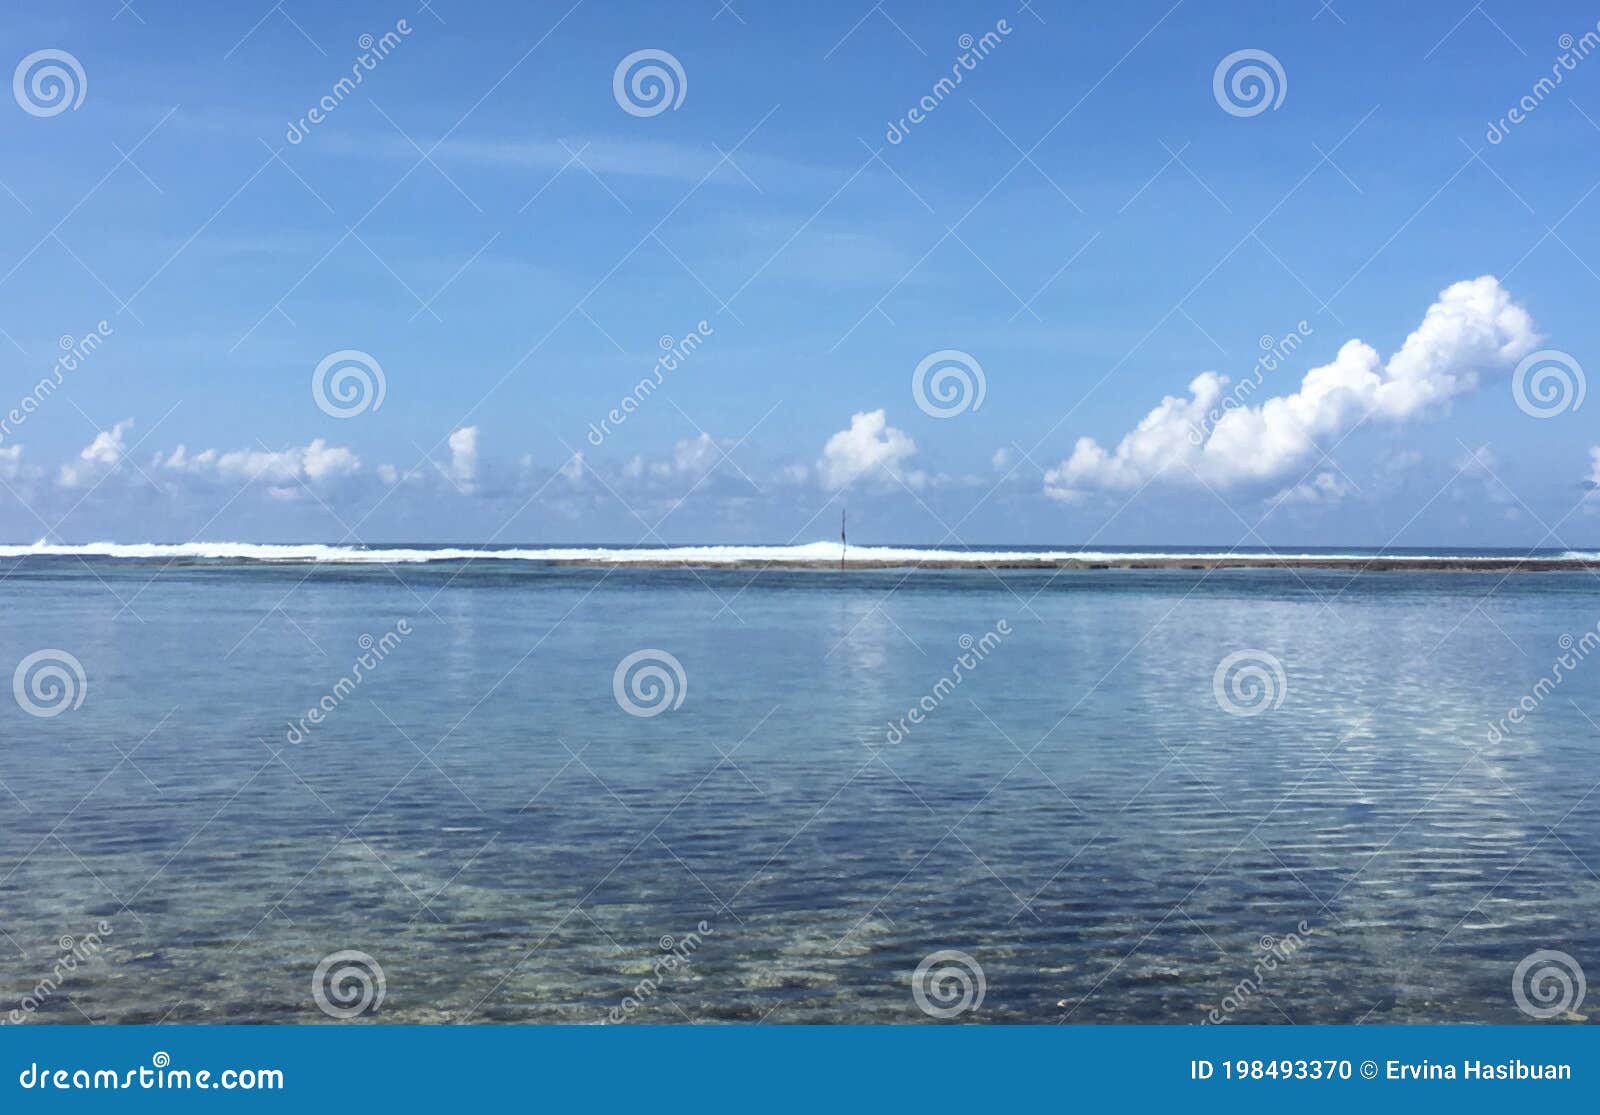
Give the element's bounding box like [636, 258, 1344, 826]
[1, 561, 1597, 1023]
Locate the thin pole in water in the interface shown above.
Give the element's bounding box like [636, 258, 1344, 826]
[840, 509, 847, 570]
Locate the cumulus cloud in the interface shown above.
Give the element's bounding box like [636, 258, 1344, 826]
[447, 426, 479, 492]
[817, 410, 920, 490]
[0, 444, 24, 481]
[1268, 471, 1352, 507]
[59, 419, 133, 488]
[1045, 277, 1538, 500]
[608, 434, 760, 494]
[158, 439, 360, 488]
[650, 433, 722, 479]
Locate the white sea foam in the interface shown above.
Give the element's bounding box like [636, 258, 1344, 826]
[0, 541, 1591, 565]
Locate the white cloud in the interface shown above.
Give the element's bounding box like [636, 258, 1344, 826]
[1046, 277, 1538, 500]
[1268, 471, 1352, 506]
[304, 439, 360, 482]
[1384, 449, 1424, 475]
[158, 438, 360, 487]
[650, 433, 722, 479]
[606, 435, 749, 492]
[0, 444, 24, 481]
[559, 452, 585, 483]
[1458, 443, 1499, 478]
[1580, 444, 1600, 495]
[59, 419, 133, 488]
[991, 447, 1014, 470]
[1450, 443, 1523, 510]
[447, 426, 479, 492]
[817, 410, 920, 490]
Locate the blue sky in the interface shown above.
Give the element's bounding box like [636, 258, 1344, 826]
[1, 0, 1598, 547]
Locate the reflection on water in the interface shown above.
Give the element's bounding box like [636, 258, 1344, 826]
[1, 562, 1597, 1024]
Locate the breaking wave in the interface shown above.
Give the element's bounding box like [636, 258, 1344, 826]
[0, 541, 1592, 566]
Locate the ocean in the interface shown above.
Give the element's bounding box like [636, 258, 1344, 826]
[1, 546, 1597, 1023]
